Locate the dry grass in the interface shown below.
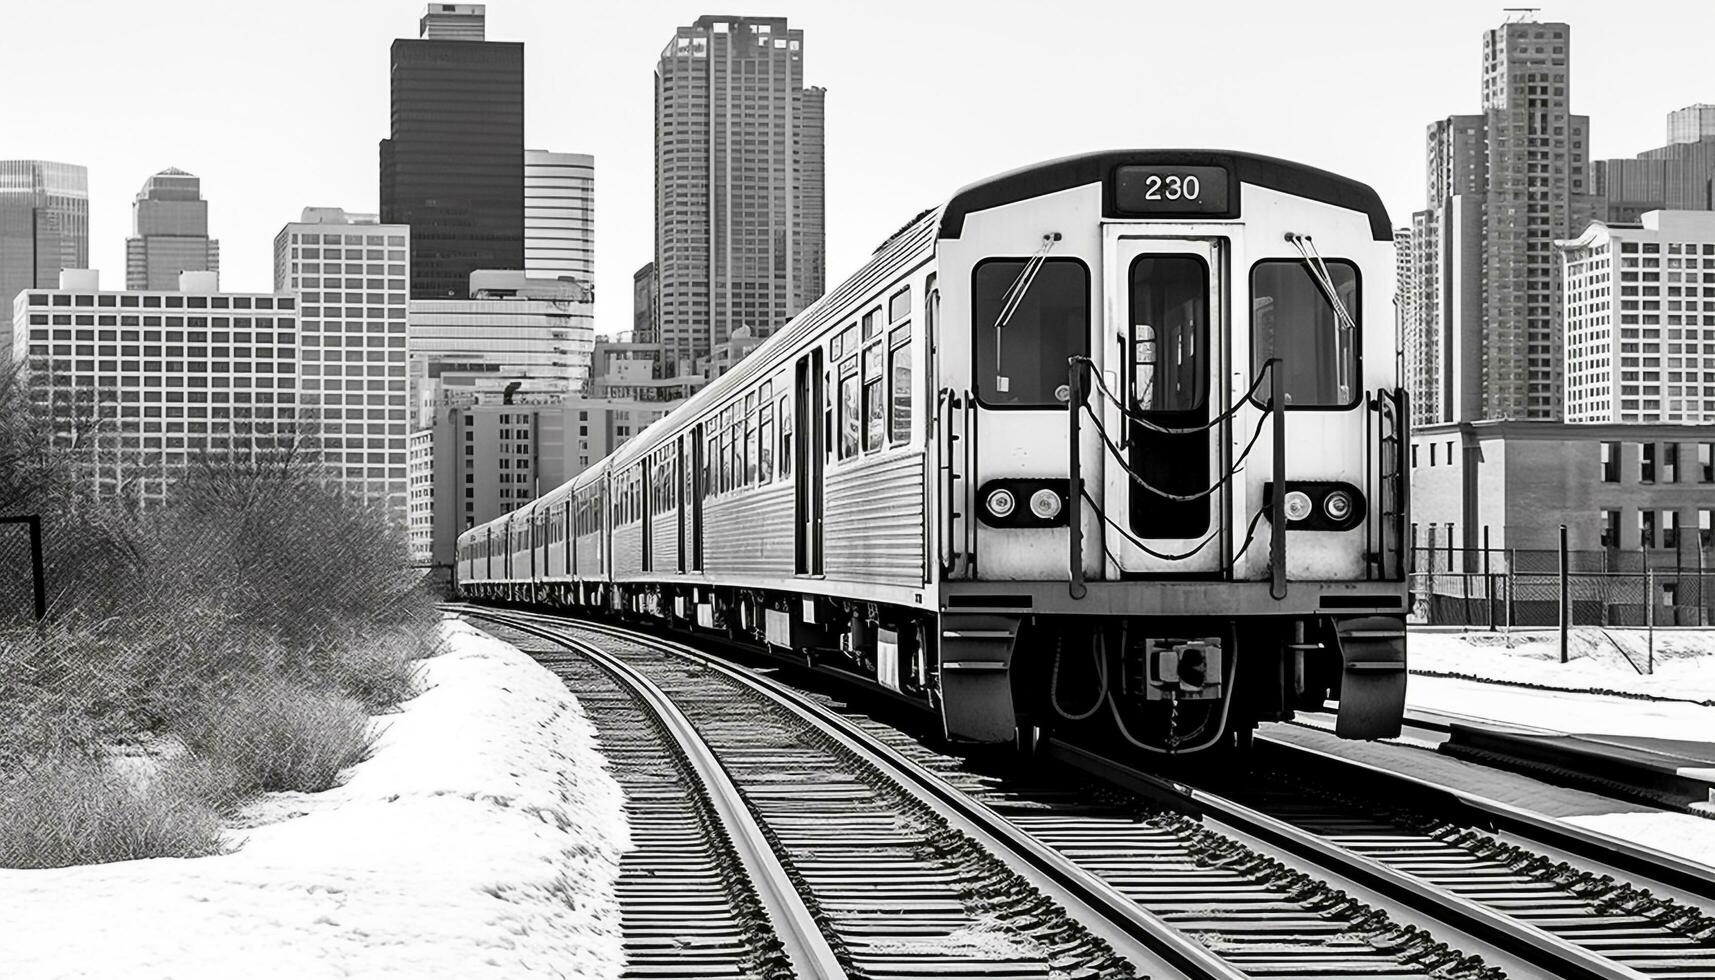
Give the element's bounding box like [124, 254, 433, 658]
[0, 754, 225, 869]
[186, 675, 375, 796]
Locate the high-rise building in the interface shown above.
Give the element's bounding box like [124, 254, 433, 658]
[0, 161, 88, 356]
[1594, 106, 1715, 223]
[407, 270, 595, 421]
[11, 270, 296, 505]
[125, 168, 220, 292]
[654, 15, 825, 368]
[632, 261, 659, 346]
[380, 4, 524, 299]
[273, 208, 412, 517]
[524, 149, 594, 284]
[1667, 104, 1715, 145]
[1558, 210, 1715, 424]
[1403, 17, 1598, 423]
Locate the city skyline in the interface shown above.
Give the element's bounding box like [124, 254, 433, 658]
[6, 0, 1714, 336]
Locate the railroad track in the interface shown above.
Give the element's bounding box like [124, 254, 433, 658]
[466, 609, 1214, 979]
[452, 605, 1715, 978]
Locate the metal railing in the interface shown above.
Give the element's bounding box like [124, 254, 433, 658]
[1409, 529, 1715, 629]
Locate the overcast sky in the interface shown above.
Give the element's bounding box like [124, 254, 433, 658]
[4, 0, 1711, 333]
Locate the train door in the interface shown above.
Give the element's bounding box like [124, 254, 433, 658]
[794, 348, 825, 575]
[1102, 233, 1227, 574]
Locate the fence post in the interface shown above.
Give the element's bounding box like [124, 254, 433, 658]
[1647, 567, 1655, 674]
[1425, 523, 1438, 623]
[1559, 523, 1570, 664]
[1483, 525, 1494, 630]
[1506, 546, 1516, 630]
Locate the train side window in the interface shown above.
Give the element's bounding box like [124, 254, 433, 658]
[889, 286, 910, 323]
[862, 342, 884, 452]
[838, 355, 860, 459]
[758, 382, 774, 483]
[972, 258, 1090, 407]
[1250, 259, 1361, 409]
[778, 393, 792, 477]
[745, 392, 758, 485]
[888, 323, 911, 445]
[729, 406, 743, 489]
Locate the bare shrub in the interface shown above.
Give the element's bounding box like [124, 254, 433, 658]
[0, 754, 225, 869]
[184, 675, 374, 796]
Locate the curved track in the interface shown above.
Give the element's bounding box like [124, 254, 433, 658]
[456, 605, 1715, 978]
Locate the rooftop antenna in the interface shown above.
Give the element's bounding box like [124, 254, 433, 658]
[1502, 7, 1540, 23]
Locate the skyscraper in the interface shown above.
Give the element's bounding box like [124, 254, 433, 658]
[655, 15, 825, 369]
[1667, 104, 1715, 145]
[1403, 16, 1598, 423]
[380, 4, 524, 300]
[1595, 105, 1715, 223]
[0, 160, 87, 354]
[273, 208, 412, 518]
[524, 149, 594, 283]
[126, 168, 220, 291]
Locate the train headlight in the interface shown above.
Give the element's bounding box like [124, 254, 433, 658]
[986, 488, 1016, 519]
[1283, 490, 1313, 523]
[1029, 488, 1062, 521]
[1323, 490, 1354, 522]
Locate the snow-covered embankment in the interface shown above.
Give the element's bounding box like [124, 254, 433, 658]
[0, 619, 629, 978]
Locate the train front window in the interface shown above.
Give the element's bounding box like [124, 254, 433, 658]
[1251, 259, 1360, 408]
[973, 258, 1089, 407]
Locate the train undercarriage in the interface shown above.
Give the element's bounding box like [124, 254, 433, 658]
[462, 578, 1407, 758]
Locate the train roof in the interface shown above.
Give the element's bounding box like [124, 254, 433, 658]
[936, 149, 1393, 242]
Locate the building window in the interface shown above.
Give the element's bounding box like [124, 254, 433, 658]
[1639, 510, 1657, 548]
[1700, 443, 1713, 483]
[1411, 444, 1419, 468]
[1664, 510, 1681, 550]
[1600, 441, 1619, 482]
[1429, 443, 1437, 466]
[1663, 443, 1679, 484]
[1700, 509, 1712, 547]
[1640, 442, 1656, 483]
[1600, 510, 1620, 548]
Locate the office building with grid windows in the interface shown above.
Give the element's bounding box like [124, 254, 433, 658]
[10, 269, 296, 505]
[1558, 210, 1715, 424]
[1402, 17, 1600, 423]
[273, 208, 412, 518]
[655, 15, 825, 369]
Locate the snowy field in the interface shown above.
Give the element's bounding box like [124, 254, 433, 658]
[1410, 627, 1715, 703]
[0, 619, 629, 979]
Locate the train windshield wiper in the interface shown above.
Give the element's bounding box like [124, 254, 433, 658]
[1286, 232, 1357, 402]
[991, 232, 1061, 393]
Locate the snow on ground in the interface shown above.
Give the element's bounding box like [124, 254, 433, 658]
[1410, 627, 1715, 703]
[1563, 811, 1715, 867]
[0, 618, 630, 980]
[1406, 673, 1715, 742]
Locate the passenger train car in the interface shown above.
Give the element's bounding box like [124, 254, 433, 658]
[459, 150, 1409, 755]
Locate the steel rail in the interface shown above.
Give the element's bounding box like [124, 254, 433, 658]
[530, 622, 849, 980]
[1254, 726, 1715, 914]
[463, 606, 1238, 980]
[1041, 738, 1651, 980]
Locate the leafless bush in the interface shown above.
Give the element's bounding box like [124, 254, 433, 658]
[0, 364, 438, 867]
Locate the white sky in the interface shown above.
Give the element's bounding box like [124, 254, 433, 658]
[4, 0, 1711, 333]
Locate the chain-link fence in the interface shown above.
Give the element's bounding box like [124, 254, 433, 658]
[1409, 536, 1715, 628]
[0, 519, 41, 623]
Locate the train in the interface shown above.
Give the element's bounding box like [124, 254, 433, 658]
[458, 149, 1410, 755]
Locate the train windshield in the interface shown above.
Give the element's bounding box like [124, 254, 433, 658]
[1251, 259, 1360, 407]
[973, 258, 1089, 407]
